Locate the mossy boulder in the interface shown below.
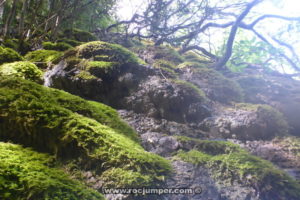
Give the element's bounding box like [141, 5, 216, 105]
[0, 61, 43, 83]
[0, 46, 23, 64]
[132, 44, 184, 65]
[42, 41, 73, 51]
[2, 38, 31, 55]
[63, 29, 98, 42]
[200, 103, 289, 140]
[0, 77, 171, 188]
[25, 50, 63, 69]
[183, 51, 212, 64]
[153, 59, 178, 78]
[237, 75, 300, 136]
[0, 142, 104, 200]
[44, 41, 147, 106]
[180, 67, 243, 103]
[175, 139, 300, 200]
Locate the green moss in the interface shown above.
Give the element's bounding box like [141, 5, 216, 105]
[235, 103, 289, 136]
[183, 51, 211, 63]
[0, 46, 24, 64]
[176, 139, 300, 200]
[0, 61, 43, 83]
[75, 70, 97, 80]
[25, 50, 63, 69]
[172, 79, 207, 101]
[177, 61, 206, 69]
[63, 29, 98, 42]
[194, 68, 243, 103]
[0, 142, 104, 200]
[153, 59, 178, 78]
[0, 77, 171, 188]
[176, 136, 240, 155]
[76, 41, 144, 65]
[152, 45, 184, 64]
[43, 41, 73, 51]
[100, 168, 153, 188]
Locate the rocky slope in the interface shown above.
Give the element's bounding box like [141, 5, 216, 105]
[1, 36, 300, 200]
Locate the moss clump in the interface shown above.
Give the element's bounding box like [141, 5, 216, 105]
[63, 29, 98, 42]
[2, 39, 31, 55]
[0, 61, 43, 83]
[0, 46, 24, 64]
[172, 79, 207, 101]
[152, 45, 184, 64]
[235, 103, 289, 137]
[25, 50, 63, 69]
[194, 68, 243, 103]
[153, 59, 178, 78]
[0, 77, 171, 188]
[176, 139, 300, 200]
[0, 142, 104, 200]
[100, 168, 153, 188]
[42, 41, 73, 51]
[176, 136, 240, 155]
[177, 61, 206, 69]
[183, 51, 211, 63]
[76, 41, 144, 65]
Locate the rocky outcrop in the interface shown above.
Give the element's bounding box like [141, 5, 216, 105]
[235, 72, 300, 136]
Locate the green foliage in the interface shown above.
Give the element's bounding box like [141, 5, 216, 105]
[0, 46, 24, 64]
[176, 139, 300, 200]
[0, 61, 43, 83]
[76, 41, 144, 65]
[0, 77, 171, 188]
[42, 41, 73, 51]
[2, 39, 31, 55]
[63, 29, 98, 42]
[172, 79, 207, 101]
[25, 50, 63, 69]
[0, 142, 104, 200]
[227, 31, 289, 72]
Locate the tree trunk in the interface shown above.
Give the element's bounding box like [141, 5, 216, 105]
[3, 0, 18, 37]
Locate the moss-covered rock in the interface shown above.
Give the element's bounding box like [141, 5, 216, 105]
[132, 44, 184, 65]
[2, 38, 31, 55]
[76, 41, 144, 65]
[25, 50, 63, 69]
[177, 61, 206, 69]
[153, 59, 178, 78]
[183, 51, 211, 64]
[42, 41, 73, 51]
[63, 29, 98, 42]
[175, 139, 300, 200]
[0, 46, 23, 64]
[235, 103, 289, 137]
[0, 61, 43, 83]
[181, 67, 243, 103]
[0, 142, 104, 200]
[171, 79, 207, 102]
[0, 77, 171, 188]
